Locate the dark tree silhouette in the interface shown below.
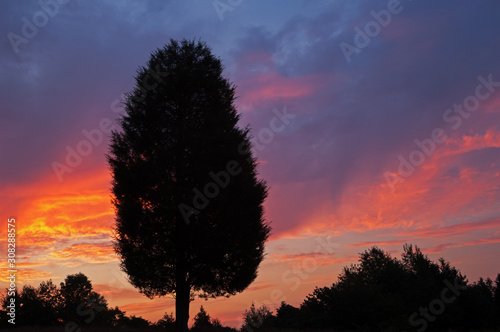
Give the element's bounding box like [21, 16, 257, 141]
[299, 245, 472, 331]
[155, 312, 176, 329]
[193, 306, 212, 329]
[60, 272, 93, 323]
[241, 302, 274, 331]
[108, 39, 270, 332]
[275, 301, 300, 328]
[0, 273, 123, 328]
[495, 273, 500, 319]
[59, 272, 119, 326]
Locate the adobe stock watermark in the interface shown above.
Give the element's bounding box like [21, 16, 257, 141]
[6, 218, 17, 325]
[51, 65, 169, 182]
[213, 0, 242, 21]
[7, 0, 71, 54]
[385, 73, 500, 192]
[243, 237, 341, 332]
[339, 0, 412, 64]
[179, 106, 295, 224]
[408, 278, 466, 332]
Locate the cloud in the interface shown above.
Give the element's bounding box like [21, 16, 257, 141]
[0, 268, 53, 284]
[49, 242, 117, 264]
[270, 252, 354, 267]
[394, 217, 500, 239]
[346, 240, 407, 248]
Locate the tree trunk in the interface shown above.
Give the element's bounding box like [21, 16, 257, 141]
[175, 275, 190, 332]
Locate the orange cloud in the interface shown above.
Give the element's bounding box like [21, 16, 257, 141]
[346, 239, 407, 248]
[246, 281, 275, 292]
[233, 51, 334, 108]
[0, 167, 116, 270]
[119, 300, 175, 317]
[279, 127, 500, 240]
[49, 242, 117, 264]
[0, 268, 53, 284]
[394, 217, 500, 238]
[93, 284, 143, 301]
[270, 252, 354, 267]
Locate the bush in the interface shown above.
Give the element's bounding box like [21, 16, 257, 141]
[241, 302, 275, 331]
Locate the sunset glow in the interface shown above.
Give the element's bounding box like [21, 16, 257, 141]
[1, 0, 500, 328]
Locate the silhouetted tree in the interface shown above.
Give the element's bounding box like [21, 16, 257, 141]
[59, 272, 120, 326]
[115, 312, 151, 328]
[0, 273, 126, 328]
[241, 302, 274, 331]
[156, 312, 176, 330]
[298, 245, 478, 331]
[275, 301, 300, 329]
[37, 279, 62, 325]
[108, 39, 270, 332]
[1, 280, 61, 327]
[460, 277, 497, 330]
[60, 272, 93, 323]
[495, 273, 500, 320]
[193, 306, 212, 329]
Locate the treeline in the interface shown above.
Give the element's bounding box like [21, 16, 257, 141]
[0, 272, 155, 329]
[242, 245, 500, 332]
[2, 245, 500, 331]
[0, 272, 236, 331]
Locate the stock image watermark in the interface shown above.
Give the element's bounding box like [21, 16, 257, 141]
[385, 73, 500, 191]
[213, 0, 242, 21]
[6, 218, 17, 324]
[339, 0, 411, 64]
[244, 237, 340, 332]
[7, 0, 71, 54]
[179, 106, 296, 224]
[51, 65, 169, 182]
[408, 278, 466, 332]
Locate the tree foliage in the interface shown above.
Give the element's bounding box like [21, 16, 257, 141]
[241, 302, 274, 331]
[243, 245, 500, 332]
[108, 39, 270, 332]
[0, 273, 135, 328]
[155, 312, 176, 330]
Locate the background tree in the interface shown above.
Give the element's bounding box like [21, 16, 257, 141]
[59, 272, 93, 324]
[155, 312, 176, 330]
[59, 272, 120, 326]
[193, 306, 212, 329]
[0, 273, 128, 328]
[37, 279, 62, 325]
[298, 245, 473, 331]
[0, 281, 60, 327]
[274, 301, 301, 329]
[495, 274, 500, 320]
[241, 302, 274, 331]
[108, 39, 270, 332]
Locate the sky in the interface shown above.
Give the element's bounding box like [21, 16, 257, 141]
[1, 0, 500, 328]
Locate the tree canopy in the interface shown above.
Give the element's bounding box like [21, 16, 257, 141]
[244, 244, 500, 332]
[108, 39, 270, 332]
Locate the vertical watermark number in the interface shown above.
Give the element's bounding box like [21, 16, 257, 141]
[6, 218, 17, 324]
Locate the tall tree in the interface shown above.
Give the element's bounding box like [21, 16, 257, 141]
[108, 39, 270, 332]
